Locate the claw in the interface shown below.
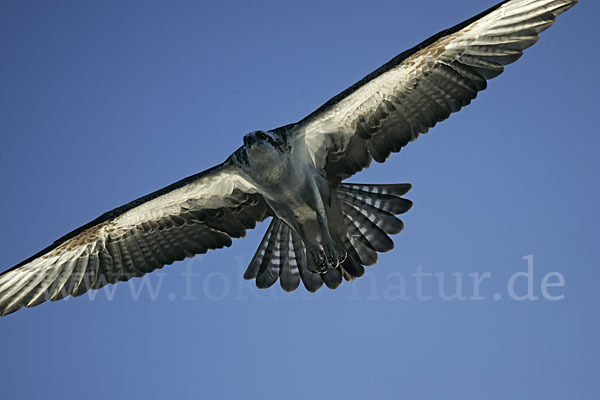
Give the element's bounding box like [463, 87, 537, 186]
[307, 241, 347, 273]
[307, 247, 328, 274]
[324, 240, 347, 268]
[335, 244, 347, 264]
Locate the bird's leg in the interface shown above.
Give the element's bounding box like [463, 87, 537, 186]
[318, 218, 346, 269]
[307, 179, 346, 271]
[287, 222, 327, 274]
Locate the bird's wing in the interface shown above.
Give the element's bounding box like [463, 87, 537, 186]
[0, 160, 270, 316]
[289, 0, 576, 181]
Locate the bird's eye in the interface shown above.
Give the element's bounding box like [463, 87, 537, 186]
[257, 131, 266, 140]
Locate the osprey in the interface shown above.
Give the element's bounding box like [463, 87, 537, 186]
[0, 0, 577, 315]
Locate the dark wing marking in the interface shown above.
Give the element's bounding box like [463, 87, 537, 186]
[289, 0, 577, 181]
[0, 161, 270, 316]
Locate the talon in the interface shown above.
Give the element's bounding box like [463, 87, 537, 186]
[335, 244, 347, 264]
[324, 242, 337, 264]
[324, 240, 347, 268]
[307, 242, 346, 273]
[307, 247, 328, 274]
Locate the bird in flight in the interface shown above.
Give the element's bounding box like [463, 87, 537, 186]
[0, 0, 577, 316]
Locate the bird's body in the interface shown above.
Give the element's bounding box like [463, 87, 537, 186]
[0, 0, 578, 316]
[236, 129, 349, 273]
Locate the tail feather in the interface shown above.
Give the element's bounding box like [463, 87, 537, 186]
[340, 183, 412, 197]
[278, 223, 301, 292]
[243, 218, 276, 281]
[245, 218, 324, 292]
[337, 191, 404, 234]
[338, 240, 365, 280]
[290, 229, 323, 292]
[342, 201, 394, 252]
[244, 182, 412, 292]
[338, 185, 413, 215]
[255, 219, 281, 289]
[321, 265, 342, 290]
[345, 225, 379, 266]
[339, 182, 411, 268]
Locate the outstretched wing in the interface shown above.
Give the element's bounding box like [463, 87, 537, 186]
[0, 160, 270, 316]
[290, 0, 577, 181]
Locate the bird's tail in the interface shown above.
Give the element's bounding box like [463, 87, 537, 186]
[243, 217, 326, 292]
[336, 183, 412, 271]
[243, 183, 412, 292]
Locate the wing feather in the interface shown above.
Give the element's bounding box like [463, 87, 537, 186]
[0, 161, 270, 316]
[288, 0, 576, 181]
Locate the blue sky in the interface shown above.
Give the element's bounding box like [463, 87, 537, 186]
[0, 1, 597, 399]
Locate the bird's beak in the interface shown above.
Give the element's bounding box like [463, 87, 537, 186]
[244, 135, 257, 147]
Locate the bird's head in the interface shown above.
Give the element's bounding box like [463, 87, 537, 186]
[242, 130, 289, 153]
[236, 130, 291, 183]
